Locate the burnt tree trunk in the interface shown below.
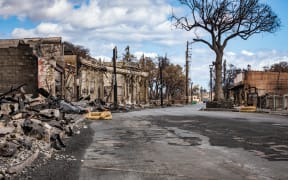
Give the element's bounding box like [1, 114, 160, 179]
[214, 50, 224, 101]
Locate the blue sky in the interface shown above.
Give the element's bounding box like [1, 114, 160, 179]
[0, 0, 287, 89]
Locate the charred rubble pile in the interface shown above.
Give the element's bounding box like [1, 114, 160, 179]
[83, 95, 144, 113]
[0, 85, 88, 178]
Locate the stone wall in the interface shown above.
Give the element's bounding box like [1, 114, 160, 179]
[78, 58, 105, 100]
[24, 37, 64, 97]
[64, 55, 77, 101]
[231, 71, 288, 106]
[103, 64, 149, 105]
[245, 71, 288, 96]
[0, 37, 64, 97]
[79, 67, 104, 100]
[0, 44, 38, 94]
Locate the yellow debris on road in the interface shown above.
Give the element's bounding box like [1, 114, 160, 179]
[86, 111, 112, 120]
[239, 106, 257, 112]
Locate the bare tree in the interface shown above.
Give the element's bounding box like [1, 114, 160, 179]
[139, 56, 158, 99]
[269, 61, 288, 72]
[223, 63, 241, 99]
[172, 0, 280, 101]
[64, 41, 91, 58]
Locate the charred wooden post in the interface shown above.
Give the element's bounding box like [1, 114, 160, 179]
[112, 46, 118, 109]
[185, 41, 189, 104]
[159, 57, 163, 107]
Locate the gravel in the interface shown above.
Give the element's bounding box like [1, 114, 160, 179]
[15, 120, 94, 180]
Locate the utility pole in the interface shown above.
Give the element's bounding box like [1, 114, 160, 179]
[200, 86, 203, 101]
[223, 59, 227, 99]
[209, 62, 215, 101]
[185, 41, 189, 104]
[185, 41, 193, 104]
[125, 45, 134, 103]
[159, 57, 164, 107]
[112, 46, 118, 109]
[210, 66, 212, 101]
[190, 82, 193, 101]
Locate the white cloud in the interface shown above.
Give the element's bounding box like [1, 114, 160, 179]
[193, 48, 211, 54]
[35, 23, 62, 34]
[94, 55, 111, 62]
[4, 0, 198, 55]
[1, 0, 287, 90]
[12, 22, 72, 40]
[44, 0, 72, 19]
[12, 28, 34, 38]
[0, 0, 171, 29]
[241, 50, 254, 56]
[225, 51, 236, 57]
[134, 52, 158, 59]
[224, 49, 288, 71]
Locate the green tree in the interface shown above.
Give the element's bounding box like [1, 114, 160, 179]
[192, 84, 200, 95]
[163, 64, 186, 99]
[139, 56, 158, 99]
[172, 0, 280, 101]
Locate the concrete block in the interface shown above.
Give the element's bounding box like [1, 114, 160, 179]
[0, 127, 14, 136]
[11, 113, 23, 120]
[40, 109, 60, 119]
[0, 103, 19, 115]
[43, 123, 53, 143]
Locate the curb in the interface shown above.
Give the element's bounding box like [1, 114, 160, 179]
[202, 108, 237, 112]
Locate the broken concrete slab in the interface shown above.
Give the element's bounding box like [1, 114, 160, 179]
[59, 100, 88, 114]
[0, 127, 14, 136]
[0, 142, 17, 157]
[7, 150, 39, 174]
[22, 119, 46, 140]
[28, 97, 45, 107]
[11, 113, 23, 120]
[39, 109, 60, 119]
[0, 85, 90, 178]
[0, 102, 19, 115]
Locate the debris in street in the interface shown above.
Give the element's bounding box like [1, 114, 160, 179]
[0, 85, 89, 178]
[86, 111, 112, 120]
[0, 142, 17, 157]
[50, 133, 66, 150]
[239, 106, 257, 112]
[60, 100, 88, 114]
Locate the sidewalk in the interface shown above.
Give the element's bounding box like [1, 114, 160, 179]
[204, 106, 288, 116]
[257, 109, 288, 116]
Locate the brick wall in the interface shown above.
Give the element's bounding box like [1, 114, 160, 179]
[0, 45, 38, 94]
[245, 71, 288, 96]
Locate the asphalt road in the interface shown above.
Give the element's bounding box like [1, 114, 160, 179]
[79, 104, 288, 180]
[20, 104, 288, 180]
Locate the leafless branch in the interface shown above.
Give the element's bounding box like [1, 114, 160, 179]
[172, 0, 280, 49]
[172, 0, 280, 100]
